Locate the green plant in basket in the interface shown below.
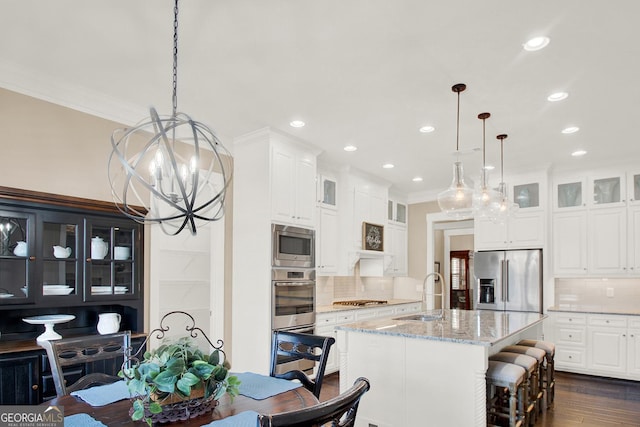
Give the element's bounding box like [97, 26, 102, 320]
[120, 336, 240, 426]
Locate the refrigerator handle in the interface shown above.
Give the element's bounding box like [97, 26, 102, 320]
[500, 260, 505, 302]
[505, 259, 509, 302]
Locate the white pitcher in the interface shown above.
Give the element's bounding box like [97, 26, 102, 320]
[91, 237, 108, 259]
[97, 312, 121, 335]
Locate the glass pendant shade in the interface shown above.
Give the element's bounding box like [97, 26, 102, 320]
[472, 168, 502, 219]
[471, 112, 502, 219]
[438, 83, 474, 219]
[437, 161, 474, 219]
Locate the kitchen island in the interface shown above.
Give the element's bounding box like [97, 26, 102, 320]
[336, 309, 546, 427]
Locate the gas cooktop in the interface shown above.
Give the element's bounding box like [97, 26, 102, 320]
[332, 299, 388, 307]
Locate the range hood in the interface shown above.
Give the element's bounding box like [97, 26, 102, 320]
[349, 250, 390, 277]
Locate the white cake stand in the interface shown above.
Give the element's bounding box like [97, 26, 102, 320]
[22, 314, 75, 341]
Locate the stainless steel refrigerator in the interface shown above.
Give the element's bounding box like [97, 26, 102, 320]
[473, 249, 542, 313]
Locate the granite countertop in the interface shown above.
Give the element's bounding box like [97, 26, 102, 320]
[317, 299, 421, 314]
[548, 306, 640, 316]
[335, 309, 546, 346]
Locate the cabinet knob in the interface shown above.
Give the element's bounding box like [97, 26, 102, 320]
[29, 256, 36, 261]
[569, 334, 573, 338]
[606, 320, 610, 323]
[568, 355, 573, 359]
[622, 334, 626, 338]
[569, 318, 572, 321]
[32, 384, 38, 390]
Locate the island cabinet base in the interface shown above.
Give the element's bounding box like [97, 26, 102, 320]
[337, 326, 542, 427]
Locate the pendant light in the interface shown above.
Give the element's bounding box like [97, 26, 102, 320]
[437, 83, 474, 219]
[493, 134, 519, 223]
[108, 0, 233, 236]
[472, 112, 502, 218]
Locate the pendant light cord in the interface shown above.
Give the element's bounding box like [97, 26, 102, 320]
[456, 90, 460, 152]
[172, 0, 179, 117]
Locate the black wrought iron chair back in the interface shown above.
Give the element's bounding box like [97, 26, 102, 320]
[258, 377, 370, 427]
[269, 330, 336, 399]
[39, 331, 131, 397]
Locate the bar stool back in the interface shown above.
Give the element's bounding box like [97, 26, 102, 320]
[518, 339, 555, 409]
[486, 360, 526, 427]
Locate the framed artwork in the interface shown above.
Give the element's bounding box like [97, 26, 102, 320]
[362, 222, 384, 251]
[434, 261, 441, 282]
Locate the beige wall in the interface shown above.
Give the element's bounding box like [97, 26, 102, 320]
[1, 87, 121, 201]
[407, 200, 440, 280]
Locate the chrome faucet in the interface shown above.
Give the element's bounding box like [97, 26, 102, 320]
[422, 272, 446, 320]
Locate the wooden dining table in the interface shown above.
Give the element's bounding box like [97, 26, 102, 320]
[47, 386, 319, 426]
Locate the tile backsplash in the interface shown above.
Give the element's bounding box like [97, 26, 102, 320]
[316, 263, 395, 307]
[555, 277, 640, 312]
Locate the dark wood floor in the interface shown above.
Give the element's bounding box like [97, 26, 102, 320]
[320, 371, 640, 426]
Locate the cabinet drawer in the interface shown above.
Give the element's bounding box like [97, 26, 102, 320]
[395, 304, 421, 314]
[555, 313, 586, 325]
[376, 308, 395, 318]
[629, 318, 640, 329]
[588, 315, 627, 328]
[355, 310, 378, 321]
[556, 326, 586, 345]
[556, 347, 586, 367]
[316, 313, 337, 325]
[336, 313, 356, 324]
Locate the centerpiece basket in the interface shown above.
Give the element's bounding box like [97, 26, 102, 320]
[120, 311, 240, 426]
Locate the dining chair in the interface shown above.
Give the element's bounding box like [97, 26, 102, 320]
[39, 331, 131, 397]
[268, 330, 336, 399]
[258, 377, 370, 427]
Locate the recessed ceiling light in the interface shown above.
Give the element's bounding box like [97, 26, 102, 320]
[289, 120, 305, 128]
[412, 176, 423, 182]
[523, 36, 550, 51]
[571, 150, 587, 157]
[382, 163, 394, 169]
[419, 125, 435, 133]
[548, 92, 568, 102]
[562, 126, 580, 134]
[343, 145, 358, 152]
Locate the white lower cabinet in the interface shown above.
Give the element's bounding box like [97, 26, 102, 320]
[315, 302, 420, 375]
[551, 312, 640, 380]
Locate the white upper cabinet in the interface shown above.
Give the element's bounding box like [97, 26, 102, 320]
[590, 172, 626, 209]
[628, 171, 640, 205]
[316, 207, 339, 275]
[554, 177, 587, 210]
[388, 199, 407, 225]
[271, 140, 317, 227]
[474, 172, 546, 251]
[317, 173, 338, 209]
[552, 167, 640, 277]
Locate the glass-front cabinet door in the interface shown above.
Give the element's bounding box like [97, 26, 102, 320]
[513, 182, 540, 209]
[554, 178, 586, 210]
[39, 213, 81, 300]
[590, 173, 625, 208]
[629, 172, 640, 205]
[85, 218, 140, 300]
[0, 211, 34, 304]
[317, 174, 337, 209]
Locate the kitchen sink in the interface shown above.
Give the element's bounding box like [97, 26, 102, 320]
[393, 314, 442, 322]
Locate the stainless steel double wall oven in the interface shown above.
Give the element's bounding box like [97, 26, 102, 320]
[271, 224, 316, 374]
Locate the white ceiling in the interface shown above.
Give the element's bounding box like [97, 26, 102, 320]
[2, 0, 639, 202]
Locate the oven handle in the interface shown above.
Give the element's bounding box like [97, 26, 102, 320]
[274, 281, 315, 287]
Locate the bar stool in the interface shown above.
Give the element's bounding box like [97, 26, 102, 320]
[490, 352, 539, 426]
[500, 345, 546, 414]
[518, 339, 555, 409]
[486, 360, 527, 427]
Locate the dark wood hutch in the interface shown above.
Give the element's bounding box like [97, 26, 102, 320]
[0, 186, 145, 404]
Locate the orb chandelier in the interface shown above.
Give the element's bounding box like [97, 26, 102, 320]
[493, 134, 519, 223]
[108, 0, 232, 236]
[472, 112, 502, 219]
[437, 83, 474, 219]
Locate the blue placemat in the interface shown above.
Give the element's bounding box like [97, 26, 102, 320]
[202, 410, 260, 426]
[64, 413, 107, 427]
[234, 372, 302, 400]
[70, 380, 132, 406]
